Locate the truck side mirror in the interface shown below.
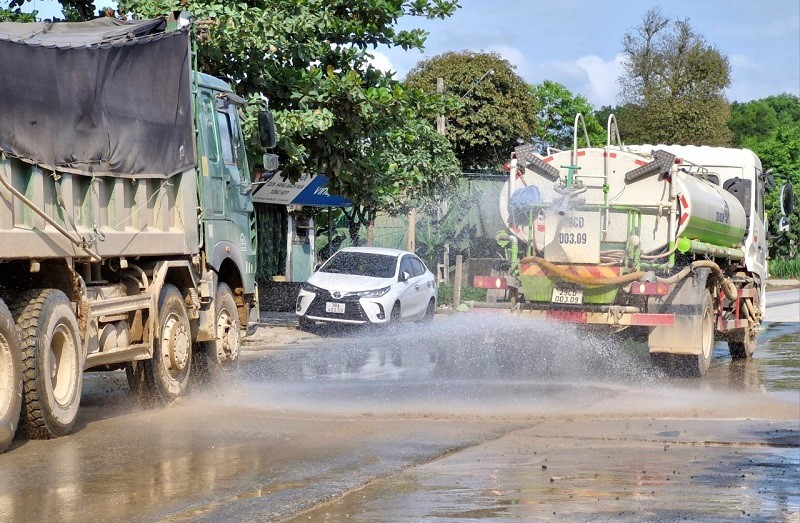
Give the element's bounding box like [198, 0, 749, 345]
[780, 182, 794, 216]
[258, 110, 276, 149]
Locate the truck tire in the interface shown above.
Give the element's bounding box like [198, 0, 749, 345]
[136, 285, 192, 406]
[11, 289, 83, 439]
[651, 290, 714, 378]
[193, 283, 240, 384]
[728, 300, 756, 359]
[0, 300, 22, 452]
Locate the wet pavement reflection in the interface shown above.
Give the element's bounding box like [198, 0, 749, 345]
[0, 313, 796, 522]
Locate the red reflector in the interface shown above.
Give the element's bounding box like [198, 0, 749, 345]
[630, 282, 670, 295]
[473, 276, 507, 289]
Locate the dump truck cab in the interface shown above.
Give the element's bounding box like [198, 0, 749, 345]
[195, 73, 258, 301]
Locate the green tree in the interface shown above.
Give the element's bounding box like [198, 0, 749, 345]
[404, 51, 537, 172]
[618, 7, 732, 146]
[730, 95, 800, 258]
[530, 80, 604, 151]
[7, 0, 97, 20]
[0, 5, 36, 20]
[13, 0, 462, 246]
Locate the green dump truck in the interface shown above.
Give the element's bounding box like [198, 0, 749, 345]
[474, 115, 793, 378]
[0, 16, 275, 451]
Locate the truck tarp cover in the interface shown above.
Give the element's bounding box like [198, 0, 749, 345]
[0, 18, 195, 178]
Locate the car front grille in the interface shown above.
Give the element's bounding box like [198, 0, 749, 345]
[306, 294, 371, 322]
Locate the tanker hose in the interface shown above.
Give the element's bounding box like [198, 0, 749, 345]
[519, 256, 645, 285]
[654, 260, 738, 302]
[521, 256, 738, 301]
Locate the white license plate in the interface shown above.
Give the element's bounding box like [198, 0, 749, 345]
[551, 287, 583, 304]
[325, 302, 345, 314]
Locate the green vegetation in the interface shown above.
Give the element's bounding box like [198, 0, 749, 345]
[768, 259, 800, 279]
[436, 283, 487, 307]
[729, 94, 799, 258]
[530, 80, 604, 150]
[404, 51, 537, 172]
[5, 1, 797, 260]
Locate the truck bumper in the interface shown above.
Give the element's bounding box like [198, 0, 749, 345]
[469, 302, 675, 327]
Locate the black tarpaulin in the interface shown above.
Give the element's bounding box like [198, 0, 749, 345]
[0, 18, 195, 178]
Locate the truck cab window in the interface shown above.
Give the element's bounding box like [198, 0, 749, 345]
[228, 105, 249, 182]
[217, 110, 236, 166]
[200, 96, 218, 163]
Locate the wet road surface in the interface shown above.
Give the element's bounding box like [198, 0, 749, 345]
[0, 292, 798, 522]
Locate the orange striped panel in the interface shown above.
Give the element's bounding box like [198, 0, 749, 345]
[520, 263, 621, 278]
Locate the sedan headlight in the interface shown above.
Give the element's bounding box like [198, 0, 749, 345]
[346, 286, 391, 298]
[301, 282, 321, 293]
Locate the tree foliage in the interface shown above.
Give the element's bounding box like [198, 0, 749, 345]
[404, 51, 537, 172]
[730, 95, 800, 258]
[530, 80, 604, 151]
[617, 7, 732, 146]
[9, 0, 463, 246]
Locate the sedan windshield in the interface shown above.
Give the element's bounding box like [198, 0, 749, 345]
[320, 252, 397, 278]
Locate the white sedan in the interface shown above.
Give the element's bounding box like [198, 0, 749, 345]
[296, 247, 437, 327]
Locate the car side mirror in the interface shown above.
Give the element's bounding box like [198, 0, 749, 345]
[258, 110, 277, 149]
[399, 271, 410, 282]
[780, 182, 794, 216]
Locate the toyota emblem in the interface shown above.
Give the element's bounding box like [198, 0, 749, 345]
[333, 292, 341, 299]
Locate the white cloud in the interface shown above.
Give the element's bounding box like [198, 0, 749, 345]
[366, 50, 396, 74]
[486, 44, 534, 78]
[574, 53, 626, 107]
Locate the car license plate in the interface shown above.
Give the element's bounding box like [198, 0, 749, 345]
[325, 302, 345, 314]
[551, 287, 583, 304]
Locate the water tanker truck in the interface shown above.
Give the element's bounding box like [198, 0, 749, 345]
[0, 15, 276, 451]
[474, 115, 793, 377]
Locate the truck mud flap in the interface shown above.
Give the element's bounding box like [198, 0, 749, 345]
[647, 268, 711, 356]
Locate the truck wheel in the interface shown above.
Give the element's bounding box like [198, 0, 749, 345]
[690, 290, 715, 377]
[728, 302, 756, 359]
[194, 283, 240, 384]
[11, 289, 83, 438]
[0, 300, 22, 452]
[651, 290, 714, 378]
[138, 285, 192, 405]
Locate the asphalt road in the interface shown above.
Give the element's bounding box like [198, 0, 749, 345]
[0, 291, 797, 522]
[765, 287, 800, 322]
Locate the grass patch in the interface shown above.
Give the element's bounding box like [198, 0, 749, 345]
[769, 258, 800, 279]
[437, 283, 487, 306]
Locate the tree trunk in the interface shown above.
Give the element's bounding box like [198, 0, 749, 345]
[348, 221, 361, 247]
[366, 222, 375, 246]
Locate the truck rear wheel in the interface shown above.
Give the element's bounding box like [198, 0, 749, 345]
[11, 289, 83, 438]
[194, 283, 240, 384]
[135, 285, 192, 405]
[650, 290, 714, 378]
[728, 301, 756, 359]
[0, 300, 22, 452]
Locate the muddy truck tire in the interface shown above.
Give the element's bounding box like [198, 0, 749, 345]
[0, 299, 22, 451]
[193, 283, 240, 385]
[130, 285, 192, 406]
[650, 289, 715, 378]
[11, 289, 83, 439]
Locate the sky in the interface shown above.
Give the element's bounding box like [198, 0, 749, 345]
[371, 0, 800, 108]
[22, 0, 800, 108]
